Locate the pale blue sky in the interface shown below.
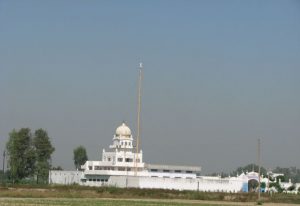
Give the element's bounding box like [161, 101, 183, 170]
[0, 0, 299, 173]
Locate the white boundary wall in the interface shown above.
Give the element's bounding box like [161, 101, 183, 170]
[49, 171, 82, 185]
[49, 171, 245, 192]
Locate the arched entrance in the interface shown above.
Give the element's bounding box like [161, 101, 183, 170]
[248, 179, 259, 192]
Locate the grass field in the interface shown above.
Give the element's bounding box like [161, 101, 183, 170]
[0, 198, 242, 206]
[0, 185, 299, 205]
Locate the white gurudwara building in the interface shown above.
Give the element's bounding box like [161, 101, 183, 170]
[82, 122, 201, 180]
[49, 64, 300, 193]
[49, 122, 267, 193]
[49, 63, 278, 193]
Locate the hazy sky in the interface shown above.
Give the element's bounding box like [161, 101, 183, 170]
[0, 0, 299, 174]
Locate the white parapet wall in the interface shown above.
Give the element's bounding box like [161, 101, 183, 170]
[49, 170, 83, 185]
[49, 170, 247, 193]
[106, 176, 244, 192]
[138, 176, 197, 191]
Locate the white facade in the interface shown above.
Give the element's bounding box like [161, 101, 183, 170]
[76, 122, 201, 180]
[49, 122, 272, 193]
[81, 122, 144, 174]
[49, 171, 82, 185]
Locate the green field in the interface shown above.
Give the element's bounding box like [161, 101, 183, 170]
[0, 198, 238, 206]
[0, 185, 300, 205]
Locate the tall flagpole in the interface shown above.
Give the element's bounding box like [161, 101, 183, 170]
[135, 62, 143, 176]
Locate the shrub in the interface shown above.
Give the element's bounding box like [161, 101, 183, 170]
[257, 200, 263, 205]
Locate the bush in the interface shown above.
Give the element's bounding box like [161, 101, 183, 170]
[288, 185, 296, 191]
[269, 182, 283, 193]
[257, 200, 263, 205]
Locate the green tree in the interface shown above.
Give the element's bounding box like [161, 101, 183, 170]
[276, 175, 285, 182]
[6, 128, 36, 183]
[231, 163, 267, 176]
[73, 146, 88, 170]
[51, 166, 63, 170]
[287, 184, 296, 191]
[273, 166, 300, 182]
[33, 129, 55, 184]
[269, 181, 283, 193]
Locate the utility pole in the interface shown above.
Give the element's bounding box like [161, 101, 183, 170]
[257, 138, 261, 201]
[2, 150, 5, 184]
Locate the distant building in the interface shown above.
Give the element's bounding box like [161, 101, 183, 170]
[80, 122, 200, 180]
[49, 64, 299, 193]
[49, 122, 280, 193]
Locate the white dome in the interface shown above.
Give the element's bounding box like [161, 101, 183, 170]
[115, 122, 131, 137]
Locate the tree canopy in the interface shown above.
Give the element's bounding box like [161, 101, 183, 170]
[230, 163, 267, 176]
[6, 128, 55, 183]
[73, 146, 88, 170]
[273, 166, 300, 182]
[33, 129, 55, 183]
[6, 128, 36, 183]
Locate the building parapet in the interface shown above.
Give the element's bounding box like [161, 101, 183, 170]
[145, 164, 201, 172]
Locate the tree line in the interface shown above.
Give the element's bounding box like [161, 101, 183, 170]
[5, 128, 54, 184]
[3, 128, 88, 184]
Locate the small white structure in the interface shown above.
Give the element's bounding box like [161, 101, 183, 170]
[49, 122, 267, 193]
